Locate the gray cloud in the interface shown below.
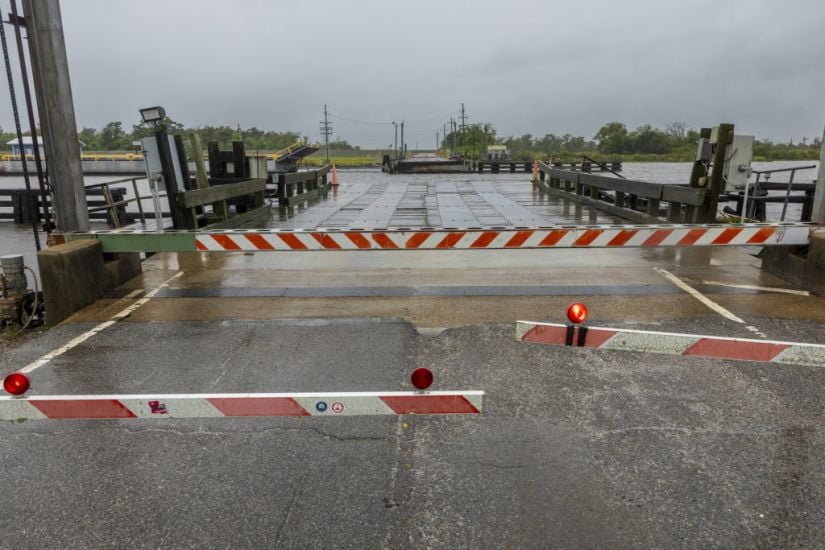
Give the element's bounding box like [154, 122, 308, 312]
[1, 0, 824, 147]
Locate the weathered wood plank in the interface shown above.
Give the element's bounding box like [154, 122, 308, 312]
[578, 173, 663, 199]
[176, 178, 266, 208]
[661, 185, 705, 206]
[202, 205, 270, 230]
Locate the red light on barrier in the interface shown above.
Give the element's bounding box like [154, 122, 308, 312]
[411, 368, 433, 390]
[567, 302, 588, 324]
[3, 372, 30, 396]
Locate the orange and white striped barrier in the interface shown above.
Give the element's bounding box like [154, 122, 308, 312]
[516, 321, 825, 368]
[0, 391, 484, 421]
[64, 223, 822, 253]
[193, 223, 816, 251]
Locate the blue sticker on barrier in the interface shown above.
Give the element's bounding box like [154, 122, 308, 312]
[316, 401, 328, 412]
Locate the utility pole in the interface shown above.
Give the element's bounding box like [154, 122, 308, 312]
[436, 131, 439, 150]
[22, 0, 88, 232]
[459, 103, 468, 154]
[320, 104, 332, 161]
[813, 126, 825, 223]
[451, 118, 456, 151]
[393, 121, 397, 159]
[400, 120, 404, 160]
[443, 123, 447, 152]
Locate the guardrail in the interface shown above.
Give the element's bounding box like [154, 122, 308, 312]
[536, 162, 707, 223]
[274, 165, 331, 207]
[84, 176, 155, 227]
[177, 178, 267, 229]
[723, 164, 818, 222]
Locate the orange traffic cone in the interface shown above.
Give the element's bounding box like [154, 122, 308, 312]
[331, 164, 339, 186]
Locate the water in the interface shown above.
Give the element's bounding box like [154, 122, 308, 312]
[0, 161, 820, 280]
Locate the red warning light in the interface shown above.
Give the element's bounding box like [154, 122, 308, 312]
[3, 372, 30, 396]
[410, 368, 433, 390]
[567, 302, 588, 324]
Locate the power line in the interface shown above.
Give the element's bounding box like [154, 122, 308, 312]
[327, 113, 391, 125]
[406, 111, 460, 124]
[327, 110, 459, 126]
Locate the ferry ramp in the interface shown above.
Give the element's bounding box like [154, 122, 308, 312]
[268, 173, 623, 229]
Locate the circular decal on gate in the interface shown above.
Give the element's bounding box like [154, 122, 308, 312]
[315, 401, 328, 412]
[331, 401, 345, 414]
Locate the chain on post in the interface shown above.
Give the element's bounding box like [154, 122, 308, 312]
[0, 4, 41, 250]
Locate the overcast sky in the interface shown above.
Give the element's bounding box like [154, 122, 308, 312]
[2, 0, 824, 148]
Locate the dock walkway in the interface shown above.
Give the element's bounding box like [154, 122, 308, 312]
[273, 175, 622, 229]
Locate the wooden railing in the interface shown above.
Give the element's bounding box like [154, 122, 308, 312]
[273, 165, 331, 207]
[536, 162, 707, 223]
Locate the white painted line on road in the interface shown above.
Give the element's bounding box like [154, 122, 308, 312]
[701, 281, 810, 296]
[19, 271, 184, 375]
[124, 289, 145, 299]
[654, 268, 769, 338]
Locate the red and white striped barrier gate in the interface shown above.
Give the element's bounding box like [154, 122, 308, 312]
[196, 223, 815, 250]
[64, 222, 822, 253]
[516, 321, 825, 368]
[0, 391, 484, 421]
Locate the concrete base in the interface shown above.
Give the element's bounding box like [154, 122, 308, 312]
[761, 232, 825, 296]
[38, 240, 141, 325]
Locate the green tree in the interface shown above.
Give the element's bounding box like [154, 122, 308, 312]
[131, 117, 185, 141]
[99, 121, 130, 150]
[0, 126, 16, 150]
[77, 127, 101, 150]
[629, 124, 671, 154]
[665, 121, 689, 142]
[594, 122, 629, 154]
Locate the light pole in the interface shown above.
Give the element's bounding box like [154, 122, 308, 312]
[392, 121, 397, 159]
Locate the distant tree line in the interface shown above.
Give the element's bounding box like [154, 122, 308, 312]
[1, 121, 819, 161]
[441, 121, 823, 161]
[73, 119, 316, 152]
[11, 119, 354, 152]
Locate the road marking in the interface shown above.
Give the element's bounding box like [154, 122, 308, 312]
[0, 391, 485, 420]
[124, 289, 145, 299]
[516, 321, 825, 368]
[701, 281, 810, 296]
[19, 272, 184, 375]
[654, 268, 768, 338]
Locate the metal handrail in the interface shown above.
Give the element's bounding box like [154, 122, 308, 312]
[744, 164, 817, 222]
[582, 155, 625, 179]
[752, 164, 816, 176]
[85, 176, 157, 227]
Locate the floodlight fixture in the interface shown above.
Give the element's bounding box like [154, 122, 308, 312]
[139, 105, 166, 124]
